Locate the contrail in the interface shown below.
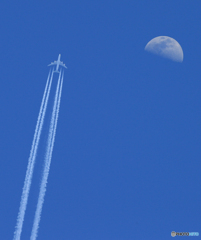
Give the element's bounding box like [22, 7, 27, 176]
[13, 70, 54, 240]
[30, 71, 64, 240]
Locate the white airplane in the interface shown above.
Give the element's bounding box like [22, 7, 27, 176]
[48, 54, 67, 73]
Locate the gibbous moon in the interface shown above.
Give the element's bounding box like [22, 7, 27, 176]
[145, 36, 183, 62]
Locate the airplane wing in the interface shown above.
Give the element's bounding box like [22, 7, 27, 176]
[48, 60, 67, 68]
[48, 61, 57, 66]
[59, 62, 67, 69]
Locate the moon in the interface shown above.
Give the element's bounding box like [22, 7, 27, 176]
[145, 36, 183, 62]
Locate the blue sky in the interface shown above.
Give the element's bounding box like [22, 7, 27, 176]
[0, 1, 200, 239]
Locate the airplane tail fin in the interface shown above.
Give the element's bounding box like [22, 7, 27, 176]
[53, 69, 61, 74]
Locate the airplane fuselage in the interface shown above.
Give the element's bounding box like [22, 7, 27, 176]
[56, 54, 61, 71]
[48, 54, 67, 73]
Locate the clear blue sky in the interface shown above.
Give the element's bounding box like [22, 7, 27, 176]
[0, 1, 200, 239]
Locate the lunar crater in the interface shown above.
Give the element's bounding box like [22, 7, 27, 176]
[145, 36, 183, 62]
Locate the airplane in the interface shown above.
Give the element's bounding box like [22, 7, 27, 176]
[48, 54, 67, 73]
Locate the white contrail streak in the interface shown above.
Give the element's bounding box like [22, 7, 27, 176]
[30, 71, 64, 240]
[13, 70, 54, 240]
